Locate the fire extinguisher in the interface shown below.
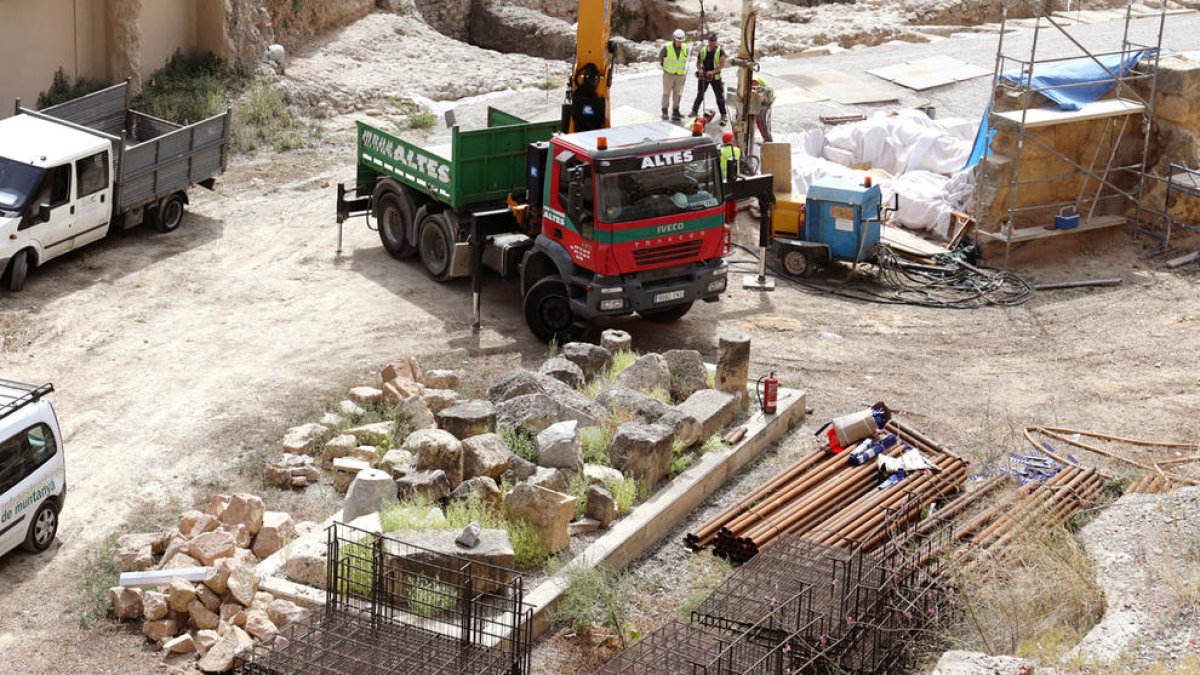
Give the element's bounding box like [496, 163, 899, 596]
[757, 372, 779, 415]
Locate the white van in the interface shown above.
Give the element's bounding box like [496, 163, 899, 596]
[0, 379, 64, 556]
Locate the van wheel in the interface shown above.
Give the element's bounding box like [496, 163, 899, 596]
[782, 250, 811, 278]
[524, 277, 585, 343]
[377, 191, 418, 259]
[641, 301, 693, 323]
[152, 194, 186, 233]
[5, 250, 30, 292]
[417, 208, 454, 281]
[22, 502, 58, 553]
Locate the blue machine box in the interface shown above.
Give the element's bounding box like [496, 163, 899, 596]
[804, 177, 883, 261]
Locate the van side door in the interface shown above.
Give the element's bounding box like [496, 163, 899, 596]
[20, 164, 74, 262]
[71, 151, 112, 249]
[0, 423, 62, 555]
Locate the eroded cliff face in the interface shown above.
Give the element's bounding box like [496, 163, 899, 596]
[109, 0, 144, 92]
[220, 0, 378, 70]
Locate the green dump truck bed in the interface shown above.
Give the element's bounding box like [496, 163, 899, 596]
[355, 108, 559, 209]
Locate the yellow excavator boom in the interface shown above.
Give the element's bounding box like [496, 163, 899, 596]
[562, 0, 615, 133]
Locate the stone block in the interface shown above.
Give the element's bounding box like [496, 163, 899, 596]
[349, 386, 383, 405]
[462, 433, 513, 480]
[435, 399, 497, 440]
[600, 329, 632, 353]
[614, 353, 671, 394]
[404, 428, 464, 486]
[448, 476, 502, 509]
[384, 528, 515, 594]
[163, 632, 196, 654]
[142, 618, 178, 642]
[423, 369, 464, 390]
[678, 389, 738, 440]
[537, 420, 583, 470]
[343, 468, 398, 522]
[609, 422, 674, 487]
[395, 469, 452, 502]
[527, 466, 570, 493]
[586, 485, 617, 527]
[344, 421, 396, 446]
[188, 530, 236, 566]
[320, 433, 359, 468]
[108, 586, 143, 620]
[422, 388, 460, 413]
[487, 370, 542, 403]
[220, 493, 265, 535]
[382, 355, 422, 384]
[664, 349, 707, 402]
[379, 448, 414, 475]
[716, 335, 751, 395]
[505, 484, 576, 555]
[333, 456, 372, 493]
[282, 423, 329, 454]
[538, 356, 585, 388]
[561, 342, 613, 379]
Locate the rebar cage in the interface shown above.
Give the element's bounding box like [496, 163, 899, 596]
[235, 522, 533, 675]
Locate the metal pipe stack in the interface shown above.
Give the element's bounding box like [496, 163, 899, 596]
[687, 420, 969, 564]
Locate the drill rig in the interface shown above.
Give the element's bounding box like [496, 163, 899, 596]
[561, 0, 616, 133]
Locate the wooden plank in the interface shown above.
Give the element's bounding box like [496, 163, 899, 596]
[978, 215, 1125, 244]
[1166, 251, 1200, 269]
[119, 567, 209, 588]
[881, 225, 948, 258]
[992, 98, 1145, 129]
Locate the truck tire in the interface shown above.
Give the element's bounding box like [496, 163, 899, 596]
[417, 208, 454, 281]
[22, 501, 58, 553]
[5, 249, 30, 292]
[782, 249, 811, 278]
[377, 190, 418, 259]
[152, 194, 186, 233]
[524, 277, 585, 344]
[641, 301, 693, 323]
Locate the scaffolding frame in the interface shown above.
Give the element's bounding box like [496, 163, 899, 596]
[975, 2, 1167, 263]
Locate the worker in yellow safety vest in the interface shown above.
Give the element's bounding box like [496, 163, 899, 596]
[660, 29, 689, 121]
[752, 74, 776, 143]
[689, 33, 729, 127]
[720, 130, 741, 180]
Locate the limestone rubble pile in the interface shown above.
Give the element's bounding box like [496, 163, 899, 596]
[109, 494, 315, 672]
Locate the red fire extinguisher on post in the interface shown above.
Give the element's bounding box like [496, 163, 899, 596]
[757, 372, 779, 415]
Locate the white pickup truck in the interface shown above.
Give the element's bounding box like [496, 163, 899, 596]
[0, 82, 230, 291]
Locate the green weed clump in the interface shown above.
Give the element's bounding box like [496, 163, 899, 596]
[604, 477, 640, 515]
[381, 495, 549, 570]
[37, 67, 106, 109]
[581, 350, 637, 399]
[407, 576, 456, 618]
[552, 563, 636, 647]
[580, 426, 612, 466]
[141, 50, 232, 124]
[408, 111, 437, 129]
[499, 425, 539, 463]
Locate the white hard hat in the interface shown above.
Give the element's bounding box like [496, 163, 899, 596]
[673, 29, 686, 40]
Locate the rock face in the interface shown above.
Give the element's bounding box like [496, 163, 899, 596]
[343, 468, 399, 522]
[435, 399, 497, 440]
[537, 420, 583, 471]
[716, 335, 751, 395]
[539, 356, 585, 388]
[504, 484, 576, 555]
[404, 429, 464, 487]
[462, 433, 512, 480]
[468, 1, 577, 59]
[663, 349, 708, 402]
[608, 423, 674, 487]
[561, 342, 613, 379]
[678, 389, 738, 440]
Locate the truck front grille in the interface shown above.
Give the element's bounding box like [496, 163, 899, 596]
[633, 240, 703, 266]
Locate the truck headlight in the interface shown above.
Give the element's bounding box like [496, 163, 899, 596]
[600, 298, 626, 311]
[707, 279, 727, 294]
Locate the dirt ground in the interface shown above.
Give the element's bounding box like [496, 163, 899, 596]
[1, 5, 1199, 675]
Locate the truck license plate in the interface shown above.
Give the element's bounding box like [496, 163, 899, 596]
[654, 290, 686, 304]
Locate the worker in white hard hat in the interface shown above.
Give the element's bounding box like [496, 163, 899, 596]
[660, 29, 690, 121]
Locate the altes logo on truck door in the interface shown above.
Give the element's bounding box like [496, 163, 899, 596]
[360, 128, 451, 184]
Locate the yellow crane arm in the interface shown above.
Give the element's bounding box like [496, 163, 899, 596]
[562, 0, 615, 133]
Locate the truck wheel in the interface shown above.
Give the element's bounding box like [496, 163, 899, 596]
[152, 194, 186, 233]
[5, 250, 30, 292]
[641, 301, 693, 323]
[378, 191, 417, 260]
[417, 209, 454, 281]
[524, 277, 585, 343]
[22, 502, 58, 553]
[782, 249, 811, 277]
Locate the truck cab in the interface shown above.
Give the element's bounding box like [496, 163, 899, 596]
[522, 122, 730, 340]
[0, 115, 114, 290]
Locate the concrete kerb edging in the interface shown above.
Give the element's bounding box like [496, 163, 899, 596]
[525, 386, 807, 639]
[256, 387, 809, 628]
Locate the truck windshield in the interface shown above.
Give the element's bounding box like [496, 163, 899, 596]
[598, 158, 721, 224]
[0, 157, 45, 215]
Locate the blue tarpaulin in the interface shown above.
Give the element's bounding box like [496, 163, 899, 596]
[963, 51, 1149, 169]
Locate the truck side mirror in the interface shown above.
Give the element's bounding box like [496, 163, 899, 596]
[37, 204, 50, 223]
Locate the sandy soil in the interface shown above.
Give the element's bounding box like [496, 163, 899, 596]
[0, 5, 1198, 674]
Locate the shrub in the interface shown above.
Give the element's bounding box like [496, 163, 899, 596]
[336, 537, 376, 599]
[552, 563, 635, 647]
[407, 576, 456, 618]
[37, 67, 106, 109]
[580, 426, 612, 466]
[567, 471, 591, 519]
[408, 111, 437, 129]
[499, 425, 539, 463]
[605, 477, 639, 515]
[233, 80, 311, 153]
[380, 499, 445, 531]
[508, 518, 550, 569]
[141, 50, 231, 124]
[77, 533, 120, 628]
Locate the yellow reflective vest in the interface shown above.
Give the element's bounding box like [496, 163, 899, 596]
[720, 143, 741, 178]
[699, 46, 724, 80]
[662, 43, 689, 75]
